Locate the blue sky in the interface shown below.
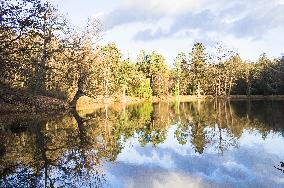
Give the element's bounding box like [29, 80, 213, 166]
[53, 0, 284, 65]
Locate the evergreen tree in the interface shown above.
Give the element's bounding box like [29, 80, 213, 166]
[189, 43, 207, 97]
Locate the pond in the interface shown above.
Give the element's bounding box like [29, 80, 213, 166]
[1, 100, 284, 188]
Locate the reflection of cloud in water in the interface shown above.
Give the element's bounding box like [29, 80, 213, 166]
[125, 171, 212, 188]
[240, 131, 284, 157]
[117, 147, 174, 169]
[107, 163, 216, 188]
[107, 129, 284, 188]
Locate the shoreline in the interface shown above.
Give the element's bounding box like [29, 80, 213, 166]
[75, 95, 284, 112]
[2, 94, 284, 114]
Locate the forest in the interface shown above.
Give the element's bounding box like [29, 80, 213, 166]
[1, 0, 284, 109]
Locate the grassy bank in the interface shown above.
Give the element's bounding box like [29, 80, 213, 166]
[226, 95, 284, 100]
[0, 96, 70, 113]
[2, 91, 284, 113]
[76, 94, 284, 111]
[0, 83, 69, 113]
[153, 95, 284, 101]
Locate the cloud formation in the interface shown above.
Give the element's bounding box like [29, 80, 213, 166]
[106, 129, 284, 188]
[102, 0, 284, 41]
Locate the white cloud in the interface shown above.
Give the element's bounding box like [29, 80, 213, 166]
[131, 0, 284, 41]
[146, 171, 209, 188]
[102, 0, 284, 38]
[122, 0, 210, 15]
[117, 145, 175, 169]
[55, 0, 284, 63]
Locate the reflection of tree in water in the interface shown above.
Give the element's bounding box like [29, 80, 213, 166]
[173, 100, 236, 154]
[0, 115, 107, 187]
[174, 101, 210, 154]
[0, 102, 170, 187]
[174, 100, 284, 154]
[1, 100, 284, 186]
[135, 102, 172, 147]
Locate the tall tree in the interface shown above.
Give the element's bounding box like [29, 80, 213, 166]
[137, 51, 170, 97]
[224, 54, 242, 96]
[149, 52, 170, 96]
[69, 18, 102, 106]
[0, 0, 44, 86]
[28, 2, 70, 93]
[173, 52, 189, 96]
[114, 59, 137, 99]
[96, 43, 121, 98]
[208, 42, 236, 96]
[189, 43, 207, 97]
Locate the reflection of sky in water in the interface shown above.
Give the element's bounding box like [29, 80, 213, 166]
[104, 125, 284, 188]
[2, 101, 284, 187]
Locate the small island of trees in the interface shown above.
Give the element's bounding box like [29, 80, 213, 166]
[1, 0, 284, 111]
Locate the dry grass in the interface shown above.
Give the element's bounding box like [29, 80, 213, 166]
[76, 94, 284, 112]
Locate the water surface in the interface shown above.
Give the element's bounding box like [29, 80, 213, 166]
[1, 100, 284, 188]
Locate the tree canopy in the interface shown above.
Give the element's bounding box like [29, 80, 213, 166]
[1, 0, 284, 109]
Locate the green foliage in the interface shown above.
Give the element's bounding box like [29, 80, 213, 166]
[173, 52, 189, 95]
[1, 0, 284, 108]
[188, 43, 207, 96]
[136, 50, 170, 97]
[130, 78, 152, 99]
[172, 83, 179, 96]
[136, 102, 154, 120]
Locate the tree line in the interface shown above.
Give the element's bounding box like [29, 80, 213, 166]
[1, 0, 284, 106]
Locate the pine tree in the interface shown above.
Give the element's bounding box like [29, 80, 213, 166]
[189, 43, 207, 97]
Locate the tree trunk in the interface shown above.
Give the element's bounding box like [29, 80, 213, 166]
[70, 73, 85, 107]
[224, 79, 227, 96]
[218, 79, 221, 96]
[215, 83, 218, 97]
[70, 90, 84, 108]
[177, 79, 180, 97]
[197, 82, 201, 98]
[246, 77, 251, 96]
[228, 77, 233, 96]
[122, 86, 126, 101]
[104, 77, 109, 99]
[34, 13, 49, 94]
[71, 109, 88, 146]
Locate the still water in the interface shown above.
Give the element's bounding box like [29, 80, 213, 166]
[1, 100, 284, 188]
